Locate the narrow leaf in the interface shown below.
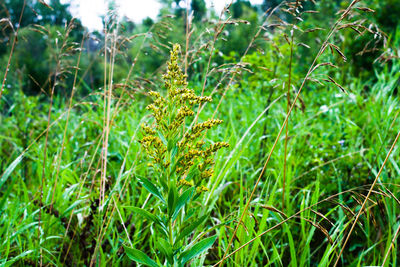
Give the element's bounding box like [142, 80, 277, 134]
[124, 246, 159, 267]
[157, 130, 167, 146]
[138, 176, 165, 203]
[172, 187, 194, 221]
[179, 235, 217, 265]
[0, 155, 23, 190]
[168, 184, 177, 218]
[176, 215, 208, 243]
[157, 239, 174, 265]
[124, 206, 160, 225]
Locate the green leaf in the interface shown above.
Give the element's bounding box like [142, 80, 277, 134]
[124, 206, 160, 225]
[138, 176, 165, 203]
[61, 199, 86, 217]
[158, 174, 168, 192]
[171, 144, 178, 160]
[155, 222, 170, 239]
[179, 235, 217, 265]
[3, 250, 34, 267]
[176, 214, 208, 243]
[167, 137, 174, 151]
[124, 246, 159, 267]
[169, 155, 183, 177]
[0, 182, 14, 214]
[185, 165, 199, 183]
[168, 184, 178, 218]
[157, 239, 174, 265]
[157, 130, 167, 146]
[172, 187, 194, 221]
[0, 155, 23, 190]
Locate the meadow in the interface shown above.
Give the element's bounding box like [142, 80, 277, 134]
[0, 0, 400, 266]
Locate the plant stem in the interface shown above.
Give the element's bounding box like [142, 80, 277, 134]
[283, 24, 295, 212]
[169, 218, 174, 245]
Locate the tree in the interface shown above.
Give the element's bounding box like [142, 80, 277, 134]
[220, 0, 259, 55]
[2, 0, 76, 28]
[191, 0, 206, 21]
[0, 0, 84, 56]
[261, 0, 282, 12]
[0, 0, 85, 95]
[232, 0, 254, 19]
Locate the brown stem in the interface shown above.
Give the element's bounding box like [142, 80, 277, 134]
[0, 0, 25, 102]
[283, 27, 294, 212]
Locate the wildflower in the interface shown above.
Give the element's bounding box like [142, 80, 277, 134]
[178, 179, 193, 187]
[140, 43, 228, 190]
[196, 185, 209, 194]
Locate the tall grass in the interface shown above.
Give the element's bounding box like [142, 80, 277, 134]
[0, 0, 400, 266]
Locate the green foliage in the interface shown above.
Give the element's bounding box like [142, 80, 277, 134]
[191, 0, 207, 21]
[127, 44, 228, 266]
[219, 1, 259, 56]
[124, 246, 159, 267]
[2, 0, 74, 28]
[0, 0, 400, 266]
[0, 0, 84, 55]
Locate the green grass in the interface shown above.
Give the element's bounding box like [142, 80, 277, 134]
[1, 0, 400, 266]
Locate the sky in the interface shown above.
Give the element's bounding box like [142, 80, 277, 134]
[58, 0, 264, 31]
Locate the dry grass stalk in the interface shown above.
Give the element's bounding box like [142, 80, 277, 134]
[50, 33, 86, 212]
[0, 1, 25, 102]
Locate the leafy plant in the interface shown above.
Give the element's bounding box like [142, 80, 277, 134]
[124, 44, 228, 266]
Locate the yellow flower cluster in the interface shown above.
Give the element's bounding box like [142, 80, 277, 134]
[139, 135, 166, 165]
[178, 179, 194, 187]
[140, 44, 229, 194]
[179, 119, 223, 148]
[196, 185, 209, 194]
[141, 123, 156, 135]
[169, 106, 194, 131]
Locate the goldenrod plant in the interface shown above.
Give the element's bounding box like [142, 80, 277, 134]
[124, 44, 229, 266]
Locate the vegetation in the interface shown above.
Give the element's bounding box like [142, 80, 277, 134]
[0, 0, 399, 266]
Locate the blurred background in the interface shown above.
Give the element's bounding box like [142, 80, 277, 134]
[1, 0, 399, 98]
